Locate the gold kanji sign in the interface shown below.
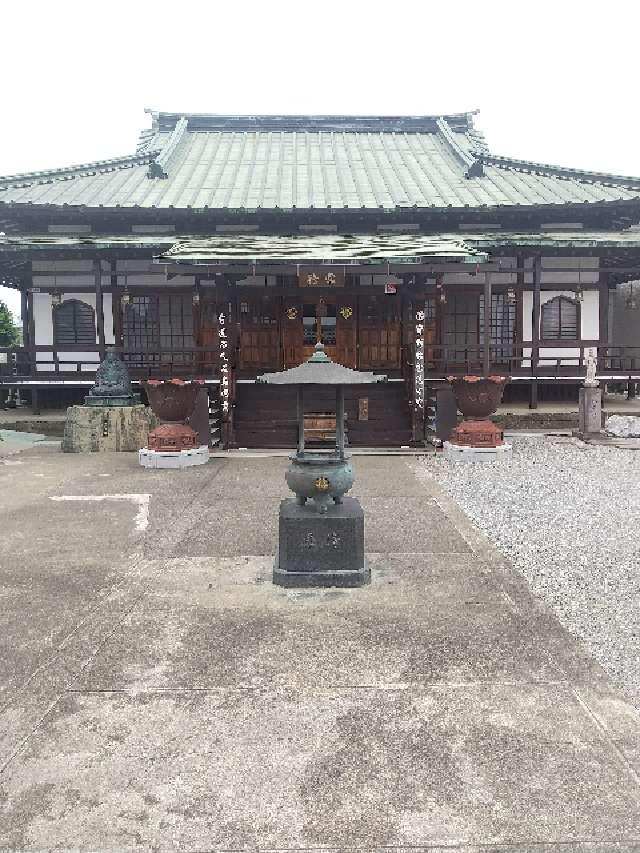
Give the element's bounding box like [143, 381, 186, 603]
[298, 270, 345, 288]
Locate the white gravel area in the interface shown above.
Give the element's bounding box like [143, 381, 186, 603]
[418, 436, 640, 706]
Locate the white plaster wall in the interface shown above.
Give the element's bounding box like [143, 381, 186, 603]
[102, 293, 115, 345]
[522, 255, 599, 285]
[34, 292, 54, 346]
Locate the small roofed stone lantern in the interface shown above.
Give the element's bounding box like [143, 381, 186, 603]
[257, 342, 386, 588]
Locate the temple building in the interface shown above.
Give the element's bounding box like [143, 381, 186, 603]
[1, 109, 639, 447]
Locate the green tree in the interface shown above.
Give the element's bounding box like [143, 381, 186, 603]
[0, 300, 20, 347]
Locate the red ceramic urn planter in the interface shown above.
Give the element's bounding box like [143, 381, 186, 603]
[446, 375, 509, 448]
[143, 379, 203, 452]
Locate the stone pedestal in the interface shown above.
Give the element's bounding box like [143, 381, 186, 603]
[62, 405, 158, 453]
[274, 496, 369, 588]
[450, 418, 505, 448]
[578, 386, 602, 438]
[138, 445, 209, 469]
[444, 440, 512, 463]
[147, 423, 199, 451]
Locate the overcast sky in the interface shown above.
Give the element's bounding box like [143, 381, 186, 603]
[2, 0, 639, 320]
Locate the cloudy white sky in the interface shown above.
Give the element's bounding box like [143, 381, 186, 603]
[2, 0, 639, 320]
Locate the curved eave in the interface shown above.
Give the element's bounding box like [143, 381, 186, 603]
[2, 198, 640, 215]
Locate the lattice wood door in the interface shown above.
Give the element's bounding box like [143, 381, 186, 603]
[238, 293, 280, 371]
[358, 295, 401, 369]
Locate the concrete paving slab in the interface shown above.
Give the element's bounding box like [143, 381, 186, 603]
[364, 496, 471, 554]
[350, 456, 434, 497]
[132, 552, 502, 605]
[0, 566, 125, 703]
[573, 685, 640, 774]
[2, 685, 640, 849]
[176, 495, 469, 558]
[73, 552, 564, 691]
[1, 448, 639, 848]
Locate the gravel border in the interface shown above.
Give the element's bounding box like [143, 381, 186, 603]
[417, 436, 640, 707]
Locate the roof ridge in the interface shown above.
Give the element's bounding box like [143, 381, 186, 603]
[145, 110, 480, 134]
[148, 109, 479, 121]
[0, 151, 160, 191]
[479, 153, 640, 190]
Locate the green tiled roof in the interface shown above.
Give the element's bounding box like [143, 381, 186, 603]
[1, 112, 639, 211]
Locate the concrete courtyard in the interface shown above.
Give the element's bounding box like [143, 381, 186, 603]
[1, 445, 640, 849]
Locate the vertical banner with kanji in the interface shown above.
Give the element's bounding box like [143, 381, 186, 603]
[218, 308, 233, 446]
[412, 303, 426, 443]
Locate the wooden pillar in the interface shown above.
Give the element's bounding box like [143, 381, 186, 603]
[193, 275, 202, 375]
[297, 386, 305, 455]
[529, 256, 541, 409]
[93, 259, 106, 358]
[599, 270, 609, 353]
[27, 289, 36, 378]
[20, 289, 29, 347]
[110, 260, 122, 351]
[336, 386, 345, 458]
[516, 253, 525, 355]
[483, 271, 492, 376]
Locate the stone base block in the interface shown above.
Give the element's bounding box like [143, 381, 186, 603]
[274, 497, 369, 588]
[444, 441, 512, 464]
[84, 394, 141, 407]
[578, 386, 603, 438]
[138, 445, 209, 469]
[62, 405, 158, 453]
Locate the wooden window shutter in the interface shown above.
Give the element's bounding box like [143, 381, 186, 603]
[541, 296, 578, 340]
[53, 299, 96, 347]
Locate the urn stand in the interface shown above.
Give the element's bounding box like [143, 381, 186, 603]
[139, 379, 210, 468]
[445, 375, 512, 463]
